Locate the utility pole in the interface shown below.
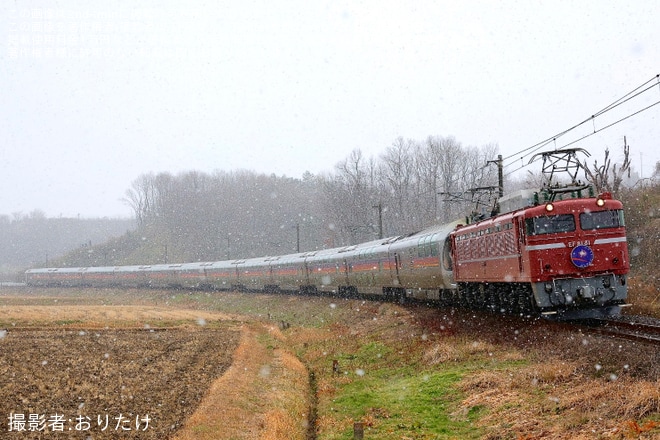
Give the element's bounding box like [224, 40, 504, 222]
[486, 154, 504, 199]
[294, 223, 300, 252]
[483, 154, 504, 217]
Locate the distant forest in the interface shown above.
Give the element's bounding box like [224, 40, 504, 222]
[0, 212, 134, 277]
[94, 136, 501, 266]
[4, 135, 659, 283]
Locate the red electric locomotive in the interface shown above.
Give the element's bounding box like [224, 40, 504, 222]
[450, 150, 629, 319]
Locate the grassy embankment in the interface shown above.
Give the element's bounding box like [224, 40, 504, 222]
[170, 289, 659, 439]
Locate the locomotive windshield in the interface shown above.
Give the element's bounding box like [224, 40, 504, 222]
[526, 209, 625, 236]
[580, 209, 625, 230]
[525, 214, 575, 236]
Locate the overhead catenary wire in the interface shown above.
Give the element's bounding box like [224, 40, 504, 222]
[521, 80, 660, 162]
[504, 74, 660, 162]
[504, 97, 660, 178]
[501, 74, 660, 177]
[553, 98, 660, 152]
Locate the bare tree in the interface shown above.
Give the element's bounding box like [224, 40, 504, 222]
[122, 173, 155, 226]
[321, 149, 381, 244]
[583, 138, 632, 194]
[379, 137, 417, 232]
[119, 135, 503, 260]
[426, 136, 469, 222]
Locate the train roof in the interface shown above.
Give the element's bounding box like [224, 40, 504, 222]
[453, 191, 621, 236]
[26, 219, 466, 275]
[496, 185, 598, 215]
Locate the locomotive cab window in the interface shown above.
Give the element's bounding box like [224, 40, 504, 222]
[580, 209, 625, 230]
[525, 214, 575, 236]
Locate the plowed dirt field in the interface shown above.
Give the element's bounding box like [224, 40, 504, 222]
[0, 302, 241, 439]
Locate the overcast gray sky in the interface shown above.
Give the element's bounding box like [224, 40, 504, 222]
[2, 0, 659, 218]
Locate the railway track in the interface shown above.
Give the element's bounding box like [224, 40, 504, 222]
[583, 315, 660, 344]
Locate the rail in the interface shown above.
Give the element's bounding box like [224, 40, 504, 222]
[581, 315, 660, 345]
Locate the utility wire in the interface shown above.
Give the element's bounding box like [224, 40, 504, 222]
[503, 74, 659, 163]
[502, 74, 660, 176]
[503, 98, 660, 177]
[520, 80, 660, 163]
[557, 98, 660, 151]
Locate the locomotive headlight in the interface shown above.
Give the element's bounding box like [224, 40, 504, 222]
[545, 203, 554, 212]
[596, 198, 605, 207]
[544, 282, 553, 293]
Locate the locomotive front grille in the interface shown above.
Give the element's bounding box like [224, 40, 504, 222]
[532, 274, 626, 309]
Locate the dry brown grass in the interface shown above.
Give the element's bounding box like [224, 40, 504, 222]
[172, 323, 310, 440]
[628, 277, 660, 318]
[524, 361, 581, 384]
[452, 346, 659, 439]
[172, 324, 266, 440]
[423, 341, 462, 364]
[315, 414, 355, 437]
[0, 304, 237, 328]
[385, 303, 660, 439]
[260, 350, 310, 440]
[423, 337, 527, 366]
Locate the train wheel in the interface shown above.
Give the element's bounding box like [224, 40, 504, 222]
[441, 289, 458, 307]
[503, 287, 519, 314]
[475, 285, 488, 310]
[494, 287, 509, 313]
[515, 285, 538, 317]
[338, 286, 359, 298]
[463, 288, 475, 308]
[485, 287, 498, 313]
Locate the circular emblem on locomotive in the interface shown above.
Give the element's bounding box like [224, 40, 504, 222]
[570, 245, 594, 268]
